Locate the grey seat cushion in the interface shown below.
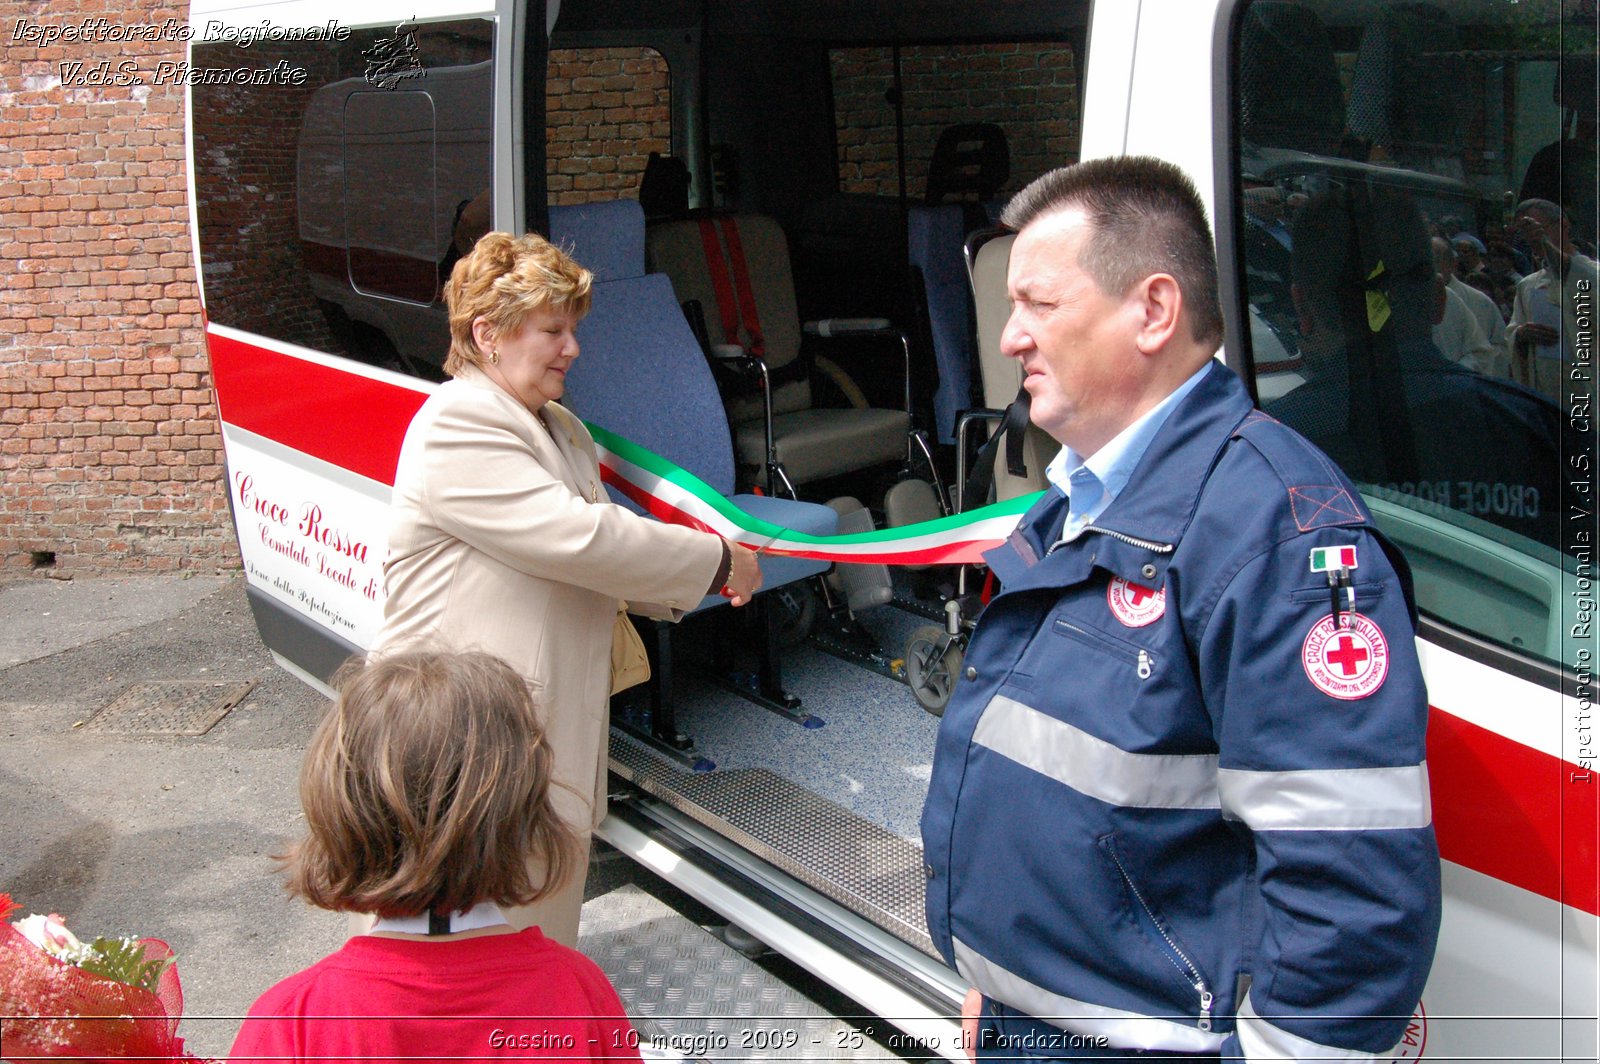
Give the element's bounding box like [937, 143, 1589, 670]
[735, 407, 909, 485]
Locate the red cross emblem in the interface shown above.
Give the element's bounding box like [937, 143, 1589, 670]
[1107, 577, 1166, 628]
[1302, 612, 1390, 699]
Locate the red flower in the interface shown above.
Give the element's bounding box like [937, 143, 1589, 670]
[0, 892, 18, 923]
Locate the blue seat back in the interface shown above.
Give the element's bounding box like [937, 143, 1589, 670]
[908, 203, 976, 444]
[553, 201, 835, 595]
[550, 199, 648, 282]
[566, 273, 738, 496]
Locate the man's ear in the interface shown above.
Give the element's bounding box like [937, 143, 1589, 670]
[1133, 273, 1183, 355]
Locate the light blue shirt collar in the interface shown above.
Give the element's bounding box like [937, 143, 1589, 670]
[1045, 364, 1210, 542]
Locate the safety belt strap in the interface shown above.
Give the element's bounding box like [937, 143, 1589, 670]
[697, 218, 742, 352]
[962, 385, 1032, 512]
[718, 217, 765, 358]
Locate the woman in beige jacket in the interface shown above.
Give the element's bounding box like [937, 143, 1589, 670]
[371, 232, 762, 946]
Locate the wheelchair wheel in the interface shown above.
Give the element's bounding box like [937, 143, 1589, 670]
[904, 624, 964, 716]
[771, 581, 820, 648]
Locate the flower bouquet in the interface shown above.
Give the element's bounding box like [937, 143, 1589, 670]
[0, 892, 212, 1062]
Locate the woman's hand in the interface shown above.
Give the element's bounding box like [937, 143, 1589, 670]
[723, 542, 763, 606]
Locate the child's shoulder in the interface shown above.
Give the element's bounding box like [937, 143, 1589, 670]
[240, 939, 370, 1016]
[503, 928, 627, 1008]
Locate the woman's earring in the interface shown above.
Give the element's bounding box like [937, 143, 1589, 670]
[488, 348, 500, 365]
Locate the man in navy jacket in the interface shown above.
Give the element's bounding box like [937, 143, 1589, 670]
[921, 156, 1440, 1061]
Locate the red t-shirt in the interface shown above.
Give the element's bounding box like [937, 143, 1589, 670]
[228, 928, 644, 1062]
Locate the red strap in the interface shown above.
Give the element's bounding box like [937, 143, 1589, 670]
[697, 218, 741, 349]
[718, 217, 765, 358]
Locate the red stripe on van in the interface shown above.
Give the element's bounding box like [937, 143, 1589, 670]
[1428, 706, 1599, 915]
[202, 330, 1600, 914]
[207, 329, 427, 486]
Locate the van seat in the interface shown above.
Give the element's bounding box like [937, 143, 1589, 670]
[648, 213, 912, 492]
[549, 198, 646, 282]
[966, 228, 1057, 502]
[908, 203, 975, 444]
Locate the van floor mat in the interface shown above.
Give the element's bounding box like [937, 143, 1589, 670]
[610, 735, 936, 957]
[580, 884, 902, 1060]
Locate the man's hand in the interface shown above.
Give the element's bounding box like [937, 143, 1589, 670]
[722, 541, 763, 606]
[962, 987, 983, 1063]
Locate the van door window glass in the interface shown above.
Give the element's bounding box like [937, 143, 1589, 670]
[830, 42, 1081, 203]
[191, 19, 493, 379]
[546, 47, 671, 205]
[343, 91, 439, 303]
[1231, 0, 1596, 667]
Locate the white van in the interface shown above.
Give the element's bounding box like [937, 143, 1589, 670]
[186, 1, 1597, 1058]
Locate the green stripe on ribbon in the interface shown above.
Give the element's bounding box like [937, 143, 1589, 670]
[586, 421, 1041, 559]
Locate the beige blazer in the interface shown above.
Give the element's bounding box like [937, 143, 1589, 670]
[371, 364, 724, 830]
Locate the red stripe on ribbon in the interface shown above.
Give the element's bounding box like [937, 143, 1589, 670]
[598, 464, 720, 537]
[1428, 706, 1599, 915]
[207, 330, 427, 486]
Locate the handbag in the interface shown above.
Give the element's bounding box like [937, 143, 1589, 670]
[609, 606, 651, 695]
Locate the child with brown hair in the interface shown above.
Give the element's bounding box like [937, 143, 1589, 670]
[228, 650, 642, 1062]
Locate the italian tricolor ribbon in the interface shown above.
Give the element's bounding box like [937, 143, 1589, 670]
[588, 422, 1042, 566]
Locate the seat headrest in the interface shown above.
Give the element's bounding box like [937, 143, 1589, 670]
[548, 199, 646, 282]
[925, 123, 1010, 205]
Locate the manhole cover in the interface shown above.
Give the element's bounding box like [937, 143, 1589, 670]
[80, 679, 259, 736]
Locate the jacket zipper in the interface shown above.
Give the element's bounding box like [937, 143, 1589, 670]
[1053, 619, 1155, 682]
[1106, 845, 1214, 1032]
[1045, 524, 1173, 564]
[1082, 525, 1176, 554]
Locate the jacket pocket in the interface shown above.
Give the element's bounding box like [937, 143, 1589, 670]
[1287, 580, 1387, 607]
[1097, 833, 1216, 1033]
[1053, 616, 1156, 682]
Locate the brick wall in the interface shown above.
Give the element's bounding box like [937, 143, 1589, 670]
[832, 42, 1080, 201]
[547, 47, 670, 205]
[2, 2, 232, 576]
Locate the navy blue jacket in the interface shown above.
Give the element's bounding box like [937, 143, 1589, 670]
[922, 363, 1441, 1059]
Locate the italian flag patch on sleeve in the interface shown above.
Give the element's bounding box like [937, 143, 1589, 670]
[1308, 545, 1358, 573]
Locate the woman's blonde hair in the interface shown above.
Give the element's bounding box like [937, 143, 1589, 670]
[284, 650, 580, 917]
[443, 231, 593, 376]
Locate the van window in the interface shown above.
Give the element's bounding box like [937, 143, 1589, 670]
[547, 47, 671, 205]
[1229, 0, 1595, 667]
[343, 90, 441, 304]
[830, 42, 1081, 203]
[191, 19, 494, 379]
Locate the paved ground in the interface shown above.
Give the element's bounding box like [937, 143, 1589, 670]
[0, 573, 653, 1059]
[2, 573, 345, 1056]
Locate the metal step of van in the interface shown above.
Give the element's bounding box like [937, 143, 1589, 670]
[580, 884, 903, 1061]
[609, 733, 935, 957]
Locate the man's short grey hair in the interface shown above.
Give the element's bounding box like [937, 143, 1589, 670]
[1515, 198, 1563, 225]
[1000, 155, 1225, 351]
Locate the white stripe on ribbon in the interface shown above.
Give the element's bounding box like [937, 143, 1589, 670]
[592, 430, 1033, 565]
[971, 694, 1221, 809]
[1217, 763, 1433, 831]
[954, 939, 1228, 1054]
